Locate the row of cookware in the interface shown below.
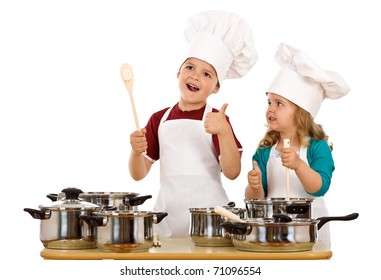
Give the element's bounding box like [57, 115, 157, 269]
[24, 188, 358, 253]
[24, 187, 167, 253]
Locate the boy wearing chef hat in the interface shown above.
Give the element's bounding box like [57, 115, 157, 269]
[129, 10, 258, 237]
[245, 42, 350, 248]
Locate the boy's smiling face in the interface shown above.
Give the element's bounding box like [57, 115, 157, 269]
[177, 57, 220, 111]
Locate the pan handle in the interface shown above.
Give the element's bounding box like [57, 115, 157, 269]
[124, 195, 152, 206]
[317, 212, 359, 230]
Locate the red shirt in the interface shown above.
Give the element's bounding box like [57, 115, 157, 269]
[144, 103, 242, 161]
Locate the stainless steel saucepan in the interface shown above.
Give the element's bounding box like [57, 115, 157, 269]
[24, 188, 100, 249]
[189, 203, 246, 247]
[221, 212, 359, 252]
[81, 210, 167, 253]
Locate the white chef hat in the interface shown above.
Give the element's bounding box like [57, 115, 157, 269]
[184, 10, 258, 83]
[267, 42, 350, 118]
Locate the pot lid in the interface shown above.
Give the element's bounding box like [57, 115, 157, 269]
[39, 188, 100, 210]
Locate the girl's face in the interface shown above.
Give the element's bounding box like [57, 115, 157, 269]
[177, 57, 220, 111]
[266, 92, 297, 135]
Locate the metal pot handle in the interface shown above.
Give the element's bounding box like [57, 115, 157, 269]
[24, 208, 51, 220]
[124, 195, 152, 206]
[80, 215, 106, 227]
[153, 212, 168, 224]
[220, 221, 252, 235]
[317, 212, 359, 230]
[285, 204, 310, 215]
[46, 193, 59, 202]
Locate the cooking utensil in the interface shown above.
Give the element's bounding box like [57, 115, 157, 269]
[81, 210, 168, 253]
[24, 188, 100, 250]
[189, 206, 246, 247]
[221, 212, 359, 252]
[214, 206, 245, 223]
[120, 63, 147, 155]
[244, 197, 313, 219]
[284, 138, 290, 200]
[121, 63, 140, 130]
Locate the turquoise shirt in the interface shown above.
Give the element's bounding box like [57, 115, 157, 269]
[252, 139, 334, 197]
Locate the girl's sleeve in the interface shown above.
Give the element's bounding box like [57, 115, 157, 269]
[307, 139, 335, 196]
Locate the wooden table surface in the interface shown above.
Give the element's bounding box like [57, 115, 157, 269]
[40, 238, 332, 260]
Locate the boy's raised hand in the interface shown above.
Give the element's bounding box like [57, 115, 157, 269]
[130, 128, 148, 155]
[204, 103, 230, 135]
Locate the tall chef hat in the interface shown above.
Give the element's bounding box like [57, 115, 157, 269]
[267, 42, 350, 118]
[184, 10, 258, 83]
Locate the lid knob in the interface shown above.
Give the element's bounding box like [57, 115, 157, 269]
[61, 188, 83, 200]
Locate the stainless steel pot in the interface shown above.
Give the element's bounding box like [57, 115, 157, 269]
[79, 192, 152, 210]
[81, 210, 168, 253]
[24, 188, 100, 249]
[221, 213, 359, 252]
[48, 191, 152, 210]
[245, 198, 313, 219]
[189, 206, 246, 247]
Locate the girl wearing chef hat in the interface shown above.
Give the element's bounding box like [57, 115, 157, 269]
[129, 10, 258, 237]
[245, 42, 350, 248]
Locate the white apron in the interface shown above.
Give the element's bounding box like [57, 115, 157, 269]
[267, 144, 331, 248]
[154, 104, 230, 237]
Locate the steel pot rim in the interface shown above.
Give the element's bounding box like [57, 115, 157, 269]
[189, 207, 246, 214]
[244, 197, 314, 204]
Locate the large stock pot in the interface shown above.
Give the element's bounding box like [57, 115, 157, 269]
[24, 188, 100, 249]
[81, 210, 168, 253]
[189, 205, 246, 247]
[245, 198, 313, 219]
[221, 213, 359, 252]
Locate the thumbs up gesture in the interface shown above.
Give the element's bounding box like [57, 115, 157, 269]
[248, 161, 262, 191]
[204, 103, 230, 135]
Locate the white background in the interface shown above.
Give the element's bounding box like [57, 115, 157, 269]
[1, 0, 379, 279]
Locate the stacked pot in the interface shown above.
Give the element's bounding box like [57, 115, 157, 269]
[24, 188, 167, 253]
[189, 203, 246, 247]
[219, 198, 359, 252]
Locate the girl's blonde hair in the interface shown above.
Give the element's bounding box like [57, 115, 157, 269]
[259, 105, 328, 149]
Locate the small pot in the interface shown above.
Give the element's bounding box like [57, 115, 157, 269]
[221, 212, 359, 252]
[81, 210, 168, 253]
[189, 205, 246, 247]
[24, 188, 100, 250]
[245, 198, 313, 219]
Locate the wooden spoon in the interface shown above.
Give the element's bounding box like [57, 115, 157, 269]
[284, 139, 290, 200]
[120, 63, 140, 130]
[214, 206, 245, 223]
[120, 63, 146, 155]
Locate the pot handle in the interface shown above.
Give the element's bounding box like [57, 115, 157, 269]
[23, 208, 51, 220]
[285, 204, 310, 215]
[80, 215, 106, 227]
[317, 212, 359, 230]
[153, 212, 168, 224]
[220, 221, 252, 235]
[124, 195, 152, 206]
[226, 201, 236, 207]
[46, 193, 60, 202]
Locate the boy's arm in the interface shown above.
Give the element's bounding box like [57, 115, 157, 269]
[204, 104, 241, 180]
[129, 152, 152, 181]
